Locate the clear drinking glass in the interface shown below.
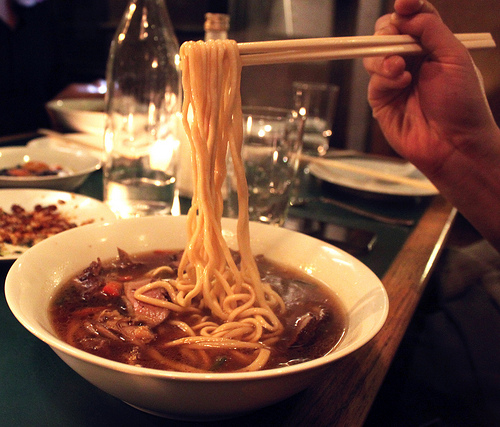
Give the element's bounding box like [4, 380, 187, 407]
[293, 81, 339, 156]
[291, 81, 339, 202]
[225, 107, 303, 226]
[103, 0, 181, 219]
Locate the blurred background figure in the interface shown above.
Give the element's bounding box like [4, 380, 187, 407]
[0, 0, 110, 137]
[0, 0, 66, 135]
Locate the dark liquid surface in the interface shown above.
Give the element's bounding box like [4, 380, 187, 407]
[50, 250, 347, 372]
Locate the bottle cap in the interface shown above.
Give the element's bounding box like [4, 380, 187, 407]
[204, 13, 230, 32]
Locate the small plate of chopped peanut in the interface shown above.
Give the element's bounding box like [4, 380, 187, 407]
[0, 189, 116, 261]
[0, 146, 101, 191]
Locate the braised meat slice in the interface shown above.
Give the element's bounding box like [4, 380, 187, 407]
[288, 306, 330, 348]
[123, 279, 170, 327]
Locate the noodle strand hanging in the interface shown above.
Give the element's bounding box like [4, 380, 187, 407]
[131, 39, 286, 371]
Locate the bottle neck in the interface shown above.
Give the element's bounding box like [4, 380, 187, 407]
[204, 12, 229, 41]
[205, 30, 228, 41]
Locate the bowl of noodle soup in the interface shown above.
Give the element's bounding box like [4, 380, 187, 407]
[6, 214, 388, 420]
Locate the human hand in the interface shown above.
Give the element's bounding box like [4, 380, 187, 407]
[363, 0, 498, 179]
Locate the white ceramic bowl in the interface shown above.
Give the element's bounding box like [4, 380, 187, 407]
[46, 98, 105, 135]
[0, 146, 101, 191]
[5, 216, 388, 420]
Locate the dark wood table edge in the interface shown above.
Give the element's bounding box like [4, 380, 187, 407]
[282, 195, 457, 427]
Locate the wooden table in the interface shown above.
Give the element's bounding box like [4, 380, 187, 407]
[0, 132, 456, 426]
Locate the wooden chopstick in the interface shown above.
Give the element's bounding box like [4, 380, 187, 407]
[238, 33, 492, 54]
[300, 153, 437, 191]
[239, 33, 496, 66]
[38, 128, 104, 152]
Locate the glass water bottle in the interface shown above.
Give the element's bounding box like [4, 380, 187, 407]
[104, 0, 181, 218]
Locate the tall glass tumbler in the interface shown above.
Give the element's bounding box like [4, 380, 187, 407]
[292, 82, 339, 201]
[293, 81, 339, 156]
[226, 107, 303, 226]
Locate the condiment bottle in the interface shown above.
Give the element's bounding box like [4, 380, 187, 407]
[104, 0, 181, 218]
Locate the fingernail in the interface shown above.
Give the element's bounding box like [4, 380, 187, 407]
[390, 12, 401, 24]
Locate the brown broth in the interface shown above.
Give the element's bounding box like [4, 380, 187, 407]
[50, 250, 347, 372]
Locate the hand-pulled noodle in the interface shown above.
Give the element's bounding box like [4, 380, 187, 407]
[132, 39, 286, 371]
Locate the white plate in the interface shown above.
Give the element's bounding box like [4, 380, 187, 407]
[0, 189, 116, 261]
[0, 146, 101, 191]
[308, 156, 438, 197]
[27, 135, 104, 160]
[46, 98, 105, 135]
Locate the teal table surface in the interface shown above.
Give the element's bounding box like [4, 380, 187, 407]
[0, 133, 450, 426]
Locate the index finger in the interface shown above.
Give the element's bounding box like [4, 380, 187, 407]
[393, 0, 442, 20]
[374, 13, 399, 34]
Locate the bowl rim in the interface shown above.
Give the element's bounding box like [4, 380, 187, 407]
[5, 215, 389, 382]
[0, 146, 101, 182]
